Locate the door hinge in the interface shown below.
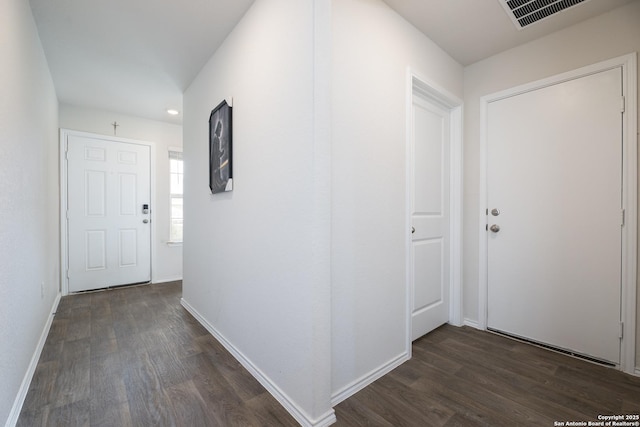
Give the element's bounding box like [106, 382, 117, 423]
[66, 269, 70, 279]
[621, 96, 626, 113]
[621, 209, 625, 226]
[619, 322, 624, 339]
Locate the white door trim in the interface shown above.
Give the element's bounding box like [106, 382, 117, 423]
[59, 129, 157, 295]
[406, 69, 464, 354]
[478, 53, 637, 374]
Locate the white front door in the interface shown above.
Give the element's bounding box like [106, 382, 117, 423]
[411, 94, 450, 341]
[67, 134, 151, 292]
[487, 68, 623, 364]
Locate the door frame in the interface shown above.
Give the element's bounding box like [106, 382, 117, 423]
[406, 69, 464, 353]
[478, 53, 638, 374]
[59, 129, 157, 295]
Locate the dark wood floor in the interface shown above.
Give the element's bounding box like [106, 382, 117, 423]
[335, 326, 640, 426]
[18, 281, 299, 427]
[18, 281, 640, 426]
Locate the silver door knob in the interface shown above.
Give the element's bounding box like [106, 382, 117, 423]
[489, 224, 500, 233]
[412, 227, 415, 234]
[491, 208, 500, 216]
[143, 219, 149, 224]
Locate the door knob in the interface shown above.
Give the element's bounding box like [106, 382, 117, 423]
[143, 219, 149, 224]
[489, 224, 500, 233]
[491, 208, 500, 216]
[412, 227, 415, 234]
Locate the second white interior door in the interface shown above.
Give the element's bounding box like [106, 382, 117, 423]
[411, 94, 450, 341]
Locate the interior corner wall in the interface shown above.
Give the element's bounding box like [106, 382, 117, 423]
[0, 0, 60, 424]
[181, 0, 332, 424]
[330, 0, 463, 399]
[462, 1, 640, 368]
[58, 104, 184, 284]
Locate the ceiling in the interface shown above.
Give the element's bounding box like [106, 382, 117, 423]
[381, 0, 639, 66]
[29, 0, 255, 124]
[29, 0, 637, 125]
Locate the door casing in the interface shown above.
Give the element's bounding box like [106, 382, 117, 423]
[406, 69, 464, 355]
[60, 129, 157, 295]
[478, 53, 638, 374]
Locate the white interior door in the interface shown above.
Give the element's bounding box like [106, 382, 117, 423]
[487, 68, 623, 364]
[411, 94, 450, 341]
[67, 134, 151, 292]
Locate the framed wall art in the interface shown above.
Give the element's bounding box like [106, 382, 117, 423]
[209, 99, 233, 194]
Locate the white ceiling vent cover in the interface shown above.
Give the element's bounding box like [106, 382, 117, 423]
[499, 0, 592, 29]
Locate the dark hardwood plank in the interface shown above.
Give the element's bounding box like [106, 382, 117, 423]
[409, 375, 513, 426]
[45, 318, 69, 346]
[122, 352, 177, 426]
[363, 374, 456, 425]
[89, 401, 132, 427]
[331, 398, 395, 427]
[90, 352, 128, 407]
[195, 334, 267, 402]
[164, 380, 219, 426]
[443, 412, 491, 427]
[50, 338, 90, 408]
[89, 318, 118, 360]
[187, 354, 255, 426]
[47, 399, 90, 427]
[15, 404, 50, 427]
[20, 361, 58, 413]
[245, 393, 302, 427]
[146, 341, 192, 389]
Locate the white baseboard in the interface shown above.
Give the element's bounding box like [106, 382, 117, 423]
[330, 351, 410, 407]
[5, 293, 61, 427]
[311, 410, 337, 427]
[180, 298, 336, 427]
[463, 318, 481, 330]
[634, 368, 640, 377]
[152, 276, 182, 284]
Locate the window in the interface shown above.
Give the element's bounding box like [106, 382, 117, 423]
[169, 150, 183, 242]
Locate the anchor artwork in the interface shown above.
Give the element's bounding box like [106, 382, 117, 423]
[208, 100, 233, 194]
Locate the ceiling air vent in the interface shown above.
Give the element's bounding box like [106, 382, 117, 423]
[499, 0, 591, 29]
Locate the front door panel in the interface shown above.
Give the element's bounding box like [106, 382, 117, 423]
[67, 135, 151, 292]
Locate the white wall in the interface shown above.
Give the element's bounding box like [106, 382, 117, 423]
[0, 0, 59, 424]
[59, 104, 183, 284]
[462, 1, 640, 367]
[181, 0, 332, 424]
[331, 0, 463, 400]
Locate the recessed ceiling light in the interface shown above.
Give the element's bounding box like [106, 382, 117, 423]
[167, 109, 179, 115]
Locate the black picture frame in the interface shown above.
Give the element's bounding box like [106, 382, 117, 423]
[209, 100, 233, 194]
